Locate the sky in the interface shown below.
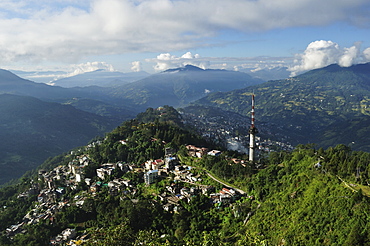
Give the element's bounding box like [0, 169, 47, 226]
[1, 0, 370, 81]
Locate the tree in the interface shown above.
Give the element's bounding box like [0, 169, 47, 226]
[86, 223, 134, 246]
[134, 230, 169, 246]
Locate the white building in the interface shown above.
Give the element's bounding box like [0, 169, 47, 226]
[96, 166, 115, 180]
[144, 170, 159, 185]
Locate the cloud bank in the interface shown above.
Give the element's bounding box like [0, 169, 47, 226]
[67, 61, 115, 76]
[47, 61, 115, 81]
[289, 40, 369, 76]
[0, 0, 369, 64]
[147, 52, 210, 72]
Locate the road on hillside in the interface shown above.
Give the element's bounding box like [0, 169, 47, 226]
[206, 172, 246, 195]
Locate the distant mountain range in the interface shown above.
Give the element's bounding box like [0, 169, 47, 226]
[50, 69, 150, 88]
[103, 65, 264, 109]
[193, 63, 370, 151]
[1, 65, 265, 114]
[0, 69, 91, 102]
[240, 66, 291, 81]
[0, 69, 136, 120]
[0, 94, 117, 184]
[10, 70, 66, 84]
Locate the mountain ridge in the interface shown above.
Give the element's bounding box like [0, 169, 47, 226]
[106, 65, 264, 110]
[193, 62, 370, 151]
[0, 94, 117, 184]
[51, 69, 150, 88]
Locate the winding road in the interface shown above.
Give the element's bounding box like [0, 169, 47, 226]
[206, 172, 246, 195]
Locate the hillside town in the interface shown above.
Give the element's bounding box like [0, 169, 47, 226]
[180, 108, 294, 153]
[5, 143, 252, 245]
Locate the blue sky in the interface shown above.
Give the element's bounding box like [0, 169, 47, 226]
[1, 0, 370, 79]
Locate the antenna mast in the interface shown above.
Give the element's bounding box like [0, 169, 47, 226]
[248, 94, 258, 162]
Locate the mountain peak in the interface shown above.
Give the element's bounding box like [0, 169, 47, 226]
[183, 64, 204, 71]
[163, 65, 204, 73]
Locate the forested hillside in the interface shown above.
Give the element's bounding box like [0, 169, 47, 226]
[194, 62, 370, 151]
[0, 94, 116, 185]
[1, 107, 370, 245]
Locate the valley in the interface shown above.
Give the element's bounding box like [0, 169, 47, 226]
[1, 62, 370, 184]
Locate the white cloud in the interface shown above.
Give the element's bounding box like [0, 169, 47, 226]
[181, 52, 200, 59]
[147, 52, 209, 72]
[363, 47, 370, 61]
[151, 53, 176, 71]
[0, 0, 369, 65]
[131, 61, 142, 72]
[288, 40, 367, 76]
[10, 61, 115, 83]
[68, 61, 114, 76]
[339, 42, 361, 67]
[47, 61, 115, 81]
[289, 40, 341, 74]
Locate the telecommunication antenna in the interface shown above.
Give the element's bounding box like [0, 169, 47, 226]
[248, 94, 258, 162]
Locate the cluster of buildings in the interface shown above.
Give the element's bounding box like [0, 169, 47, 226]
[210, 187, 238, 205]
[142, 146, 222, 187]
[258, 139, 294, 152]
[6, 154, 93, 238]
[50, 228, 76, 245]
[5, 224, 26, 239]
[185, 144, 251, 167]
[180, 109, 248, 147]
[160, 183, 214, 212]
[5, 140, 251, 243]
[5, 155, 90, 239]
[180, 105, 294, 157]
[186, 145, 222, 158]
[50, 228, 89, 245]
[139, 147, 253, 212]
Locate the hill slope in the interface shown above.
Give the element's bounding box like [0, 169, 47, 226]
[194, 62, 370, 151]
[240, 145, 370, 245]
[0, 69, 80, 101]
[0, 68, 138, 118]
[105, 65, 264, 110]
[0, 94, 116, 184]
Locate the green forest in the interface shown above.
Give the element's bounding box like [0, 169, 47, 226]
[1, 107, 370, 245]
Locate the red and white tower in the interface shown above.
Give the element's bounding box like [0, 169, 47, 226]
[248, 94, 258, 162]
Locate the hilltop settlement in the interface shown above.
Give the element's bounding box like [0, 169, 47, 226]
[5, 140, 253, 245]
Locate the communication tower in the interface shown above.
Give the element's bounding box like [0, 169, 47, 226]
[248, 94, 258, 162]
